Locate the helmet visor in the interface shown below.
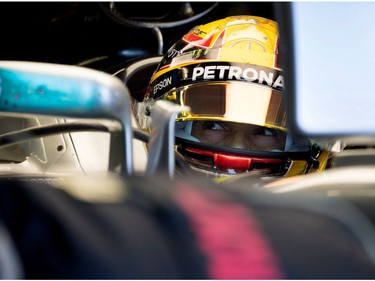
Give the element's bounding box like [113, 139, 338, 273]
[163, 81, 286, 130]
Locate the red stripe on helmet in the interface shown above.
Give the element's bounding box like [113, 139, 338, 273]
[185, 147, 284, 171]
[183, 32, 215, 48]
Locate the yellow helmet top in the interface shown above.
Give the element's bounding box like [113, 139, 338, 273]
[153, 15, 280, 80]
[141, 15, 285, 130]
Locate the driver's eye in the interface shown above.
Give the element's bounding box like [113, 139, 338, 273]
[255, 128, 277, 136]
[203, 121, 225, 131]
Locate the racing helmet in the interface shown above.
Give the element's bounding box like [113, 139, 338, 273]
[135, 15, 332, 178]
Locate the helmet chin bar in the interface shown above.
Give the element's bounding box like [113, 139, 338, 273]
[176, 137, 321, 176]
[180, 147, 287, 175]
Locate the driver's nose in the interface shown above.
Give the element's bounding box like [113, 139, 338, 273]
[224, 131, 248, 149]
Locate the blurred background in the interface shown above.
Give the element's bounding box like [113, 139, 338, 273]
[0, 2, 276, 65]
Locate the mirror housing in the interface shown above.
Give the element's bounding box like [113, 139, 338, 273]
[0, 61, 134, 175]
[276, 2, 375, 146]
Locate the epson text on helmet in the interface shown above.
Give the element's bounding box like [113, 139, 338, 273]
[192, 65, 283, 89]
[153, 76, 172, 94]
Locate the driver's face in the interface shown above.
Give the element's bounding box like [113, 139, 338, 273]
[191, 121, 287, 151]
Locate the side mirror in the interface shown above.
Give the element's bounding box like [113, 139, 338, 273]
[0, 61, 134, 175]
[276, 2, 375, 145]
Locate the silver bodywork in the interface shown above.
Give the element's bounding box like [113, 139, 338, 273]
[0, 115, 149, 176]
